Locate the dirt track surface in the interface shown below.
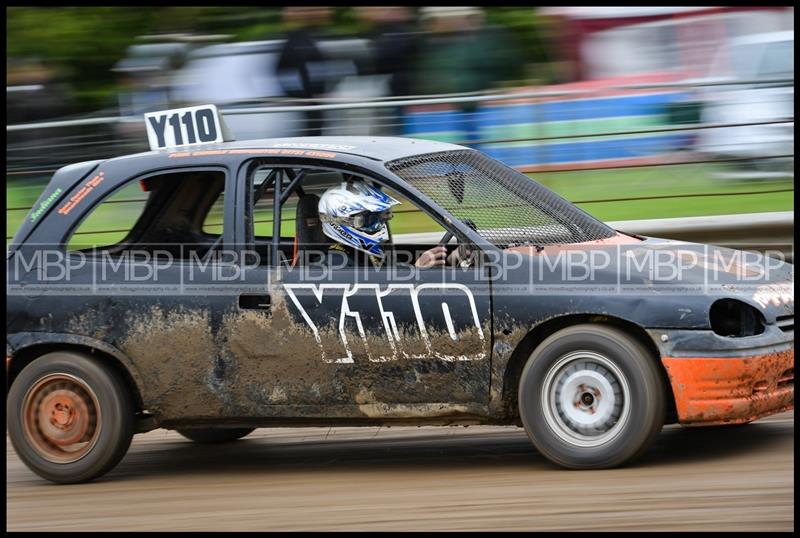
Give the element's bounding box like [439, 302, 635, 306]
[7, 411, 794, 531]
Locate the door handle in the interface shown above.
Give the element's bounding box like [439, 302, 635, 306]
[238, 294, 271, 310]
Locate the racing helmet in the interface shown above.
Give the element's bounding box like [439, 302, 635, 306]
[318, 180, 400, 257]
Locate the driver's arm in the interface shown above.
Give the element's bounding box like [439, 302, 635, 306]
[415, 246, 447, 268]
[414, 246, 463, 268]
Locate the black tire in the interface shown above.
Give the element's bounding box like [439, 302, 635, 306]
[7, 351, 135, 484]
[176, 427, 255, 444]
[518, 324, 666, 469]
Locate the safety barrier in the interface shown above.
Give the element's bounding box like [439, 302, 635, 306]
[6, 77, 794, 171]
[6, 79, 794, 257]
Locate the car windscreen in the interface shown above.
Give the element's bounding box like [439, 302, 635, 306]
[385, 149, 616, 247]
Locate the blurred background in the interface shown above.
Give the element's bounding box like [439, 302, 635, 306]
[6, 6, 795, 243]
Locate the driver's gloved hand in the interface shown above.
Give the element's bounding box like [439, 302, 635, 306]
[447, 247, 473, 267]
[446, 248, 462, 266]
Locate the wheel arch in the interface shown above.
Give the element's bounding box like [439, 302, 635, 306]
[7, 334, 145, 412]
[500, 314, 677, 424]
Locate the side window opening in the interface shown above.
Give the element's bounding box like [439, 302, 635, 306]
[376, 185, 447, 266]
[246, 162, 448, 268]
[67, 170, 226, 260]
[251, 169, 281, 241]
[382, 189, 446, 237]
[249, 166, 340, 267]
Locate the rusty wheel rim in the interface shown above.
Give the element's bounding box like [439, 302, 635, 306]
[21, 373, 102, 464]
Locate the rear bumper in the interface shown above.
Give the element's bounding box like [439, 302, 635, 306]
[661, 347, 794, 426]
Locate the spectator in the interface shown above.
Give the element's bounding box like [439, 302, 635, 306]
[6, 58, 74, 124]
[355, 7, 420, 135]
[413, 7, 523, 143]
[275, 7, 333, 136]
[414, 7, 479, 96]
[358, 7, 419, 99]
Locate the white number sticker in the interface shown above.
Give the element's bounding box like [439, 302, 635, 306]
[144, 105, 224, 150]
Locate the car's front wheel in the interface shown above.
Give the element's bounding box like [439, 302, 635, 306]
[7, 351, 135, 483]
[176, 428, 255, 444]
[519, 324, 666, 469]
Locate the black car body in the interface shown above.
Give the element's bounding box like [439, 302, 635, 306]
[6, 136, 794, 482]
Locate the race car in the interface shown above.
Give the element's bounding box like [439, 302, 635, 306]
[6, 105, 794, 483]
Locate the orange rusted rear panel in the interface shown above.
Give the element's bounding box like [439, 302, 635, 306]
[662, 348, 794, 426]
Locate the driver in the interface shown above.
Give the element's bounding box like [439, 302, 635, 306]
[318, 180, 463, 268]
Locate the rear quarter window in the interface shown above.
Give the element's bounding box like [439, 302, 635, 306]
[66, 181, 149, 252]
[65, 169, 225, 256]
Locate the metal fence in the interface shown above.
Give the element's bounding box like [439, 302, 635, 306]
[6, 77, 795, 246]
[7, 77, 794, 167]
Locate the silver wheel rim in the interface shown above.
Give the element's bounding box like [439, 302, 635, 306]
[541, 351, 631, 448]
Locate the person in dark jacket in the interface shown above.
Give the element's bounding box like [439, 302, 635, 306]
[275, 7, 333, 136]
[355, 7, 421, 135]
[357, 7, 419, 99]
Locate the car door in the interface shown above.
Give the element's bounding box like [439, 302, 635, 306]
[34, 164, 246, 421]
[229, 160, 492, 416]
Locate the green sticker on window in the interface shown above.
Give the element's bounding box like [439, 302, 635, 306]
[29, 188, 63, 222]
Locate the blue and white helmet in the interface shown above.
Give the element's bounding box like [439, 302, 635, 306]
[318, 181, 401, 257]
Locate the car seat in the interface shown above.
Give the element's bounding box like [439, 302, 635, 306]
[292, 193, 329, 266]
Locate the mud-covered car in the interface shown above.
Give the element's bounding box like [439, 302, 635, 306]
[6, 107, 794, 483]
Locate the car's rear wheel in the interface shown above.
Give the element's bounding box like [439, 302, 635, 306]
[7, 351, 135, 483]
[519, 324, 666, 469]
[177, 428, 255, 444]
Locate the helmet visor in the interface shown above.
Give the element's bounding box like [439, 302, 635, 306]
[352, 209, 394, 233]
